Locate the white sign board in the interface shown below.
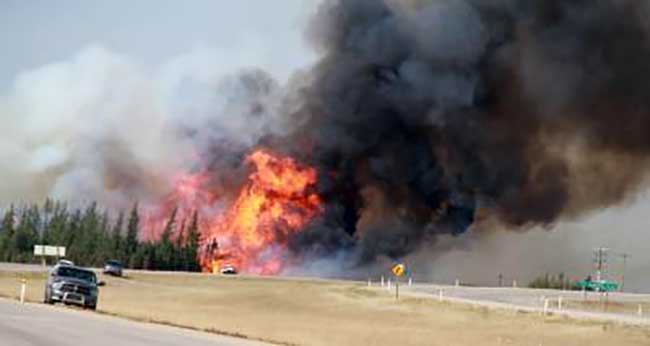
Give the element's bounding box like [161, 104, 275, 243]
[34, 245, 66, 257]
[45, 246, 65, 257]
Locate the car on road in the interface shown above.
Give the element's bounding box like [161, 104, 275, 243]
[103, 260, 124, 277]
[57, 259, 74, 266]
[220, 264, 237, 275]
[44, 264, 103, 310]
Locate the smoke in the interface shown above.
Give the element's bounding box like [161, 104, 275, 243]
[4, 0, 650, 278]
[1, 46, 165, 206]
[0, 43, 291, 210]
[413, 191, 650, 292]
[280, 0, 650, 264]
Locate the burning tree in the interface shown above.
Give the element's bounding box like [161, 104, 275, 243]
[145, 149, 322, 274]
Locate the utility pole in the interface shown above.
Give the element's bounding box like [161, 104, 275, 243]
[593, 247, 609, 283]
[619, 253, 629, 292]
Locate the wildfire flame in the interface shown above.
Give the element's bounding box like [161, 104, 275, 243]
[142, 171, 218, 242]
[199, 149, 321, 274]
[146, 149, 321, 274]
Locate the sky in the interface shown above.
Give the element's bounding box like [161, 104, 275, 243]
[0, 0, 320, 90]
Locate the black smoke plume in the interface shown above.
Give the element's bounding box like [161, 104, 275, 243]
[280, 0, 650, 264]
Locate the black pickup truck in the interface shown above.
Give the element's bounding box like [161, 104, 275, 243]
[44, 264, 103, 310]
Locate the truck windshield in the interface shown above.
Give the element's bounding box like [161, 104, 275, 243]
[56, 267, 96, 283]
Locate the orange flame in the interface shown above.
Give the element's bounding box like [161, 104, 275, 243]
[199, 149, 321, 274]
[142, 172, 218, 242]
[143, 149, 321, 274]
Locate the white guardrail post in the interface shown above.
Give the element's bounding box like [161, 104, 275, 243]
[19, 279, 26, 304]
[543, 298, 549, 316]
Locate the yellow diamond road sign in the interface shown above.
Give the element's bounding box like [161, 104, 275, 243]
[392, 263, 406, 277]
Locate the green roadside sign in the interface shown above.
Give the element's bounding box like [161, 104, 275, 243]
[576, 280, 619, 292]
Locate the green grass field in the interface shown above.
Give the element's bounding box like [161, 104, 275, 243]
[0, 270, 648, 346]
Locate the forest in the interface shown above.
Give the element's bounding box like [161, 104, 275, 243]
[0, 199, 201, 271]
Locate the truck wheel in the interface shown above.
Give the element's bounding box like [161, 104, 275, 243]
[86, 304, 97, 311]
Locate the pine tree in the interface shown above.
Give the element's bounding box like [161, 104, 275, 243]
[125, 203, 140, 268]
[0, 206, 16, 261]
[45, 201, 68, 247]
[131, 243, 146, 269]
[111, 211, 125, 262]
[157, 207, 178, 270]
[141, 243, 156, 270]
[96, 210, 112, 266]
[64, 209, 82, 263]
[11, 205, 40, 263]
[73, 202, 100, 266]
[175, 218, 186, 271]
[185, 211, 200, 272]
[41, 198, 54, 244]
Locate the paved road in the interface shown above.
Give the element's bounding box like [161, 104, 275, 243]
[0, 299, 269, 346]
[409, 284, 650, 305]
[401, 284, 650, 325]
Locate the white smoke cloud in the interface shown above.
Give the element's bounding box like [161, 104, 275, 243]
[0, 43, 297, 208]
[156, 44, 291, 149]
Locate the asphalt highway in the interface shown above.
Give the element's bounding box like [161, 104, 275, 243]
[0, 298, 269, 346]
[403, 283, 650, 325]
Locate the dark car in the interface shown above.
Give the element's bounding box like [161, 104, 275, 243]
[44, 264, 103, 310]
[103, 260, 123, 277]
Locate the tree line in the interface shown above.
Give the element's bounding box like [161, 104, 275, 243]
[528, 273, 580, 290]
[0, 199, 201, 272]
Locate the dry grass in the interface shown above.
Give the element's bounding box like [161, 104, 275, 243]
[0, 270, 648, 346]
